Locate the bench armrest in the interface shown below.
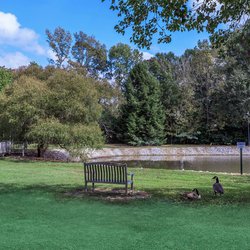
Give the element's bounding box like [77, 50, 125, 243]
[128, 172, 134, 181]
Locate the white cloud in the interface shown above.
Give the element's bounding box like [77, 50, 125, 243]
[0, 52, 30, 68]
[189, 0, 221, 10]
[0, 11, 46, 55]
[189, 0, 249, 27]
[47, 48, 57, 61]
[142, 51, 154, 60]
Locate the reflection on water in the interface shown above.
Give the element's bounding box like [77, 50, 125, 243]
[92, 155, 250, 174]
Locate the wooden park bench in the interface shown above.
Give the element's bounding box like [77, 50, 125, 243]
[84, 162, 134, 194]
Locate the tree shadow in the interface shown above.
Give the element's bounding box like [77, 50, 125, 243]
[0, 183, 150, 204]
[0, 182, 81, 195]
[0, 157, 37, 164]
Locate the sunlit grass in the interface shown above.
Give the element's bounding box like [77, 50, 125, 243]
[1, 157, 250, 204]
[1, 158, 250, 249]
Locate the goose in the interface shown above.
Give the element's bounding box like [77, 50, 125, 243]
[182, 188, 201, 200]
[212, 176, 224, 195]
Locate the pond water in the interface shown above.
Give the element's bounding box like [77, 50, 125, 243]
[92, 155, 250, 174]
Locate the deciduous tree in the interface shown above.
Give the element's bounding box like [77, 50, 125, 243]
[108, 43, 142, 90]
[46, 27, 72, 67]
[0, 70, 104, 157]
[102, 0, 250, 48]
[71, 31, 108, 78]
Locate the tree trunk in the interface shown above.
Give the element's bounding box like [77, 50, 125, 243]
[37, 143, 44, 157]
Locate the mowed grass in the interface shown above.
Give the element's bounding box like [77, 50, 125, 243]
[1, 158, 250, 249]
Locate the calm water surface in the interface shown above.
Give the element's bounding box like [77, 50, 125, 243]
[93, 155, 250, 174]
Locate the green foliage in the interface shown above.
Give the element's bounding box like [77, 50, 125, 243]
[28, 119, 103, 160]
[146, 56, 182, 142]
[207, 23, 250, 144]
[46, 27, 72, 67]
[0, 76, 48, 142]
[0, 67, 13, 92]
[188, 41, 220, 142]
[46, 27, 108, 77]
[98, 84, 123, 143]
[13, 62, 57, 82]
[121, 63, 165, 145]
[108, 43, 143, 89]
[45, 70, 102, 124]
[0, 70, 104, 157]
[3, 21, 250, 147]
[220, 21, 250, 72]
[97, 43, 143, 142]
[210, 69, 250, 143]
[102, 0, 250, 48]
[27, 118, 68, 146]
[71, 31, 108, 78]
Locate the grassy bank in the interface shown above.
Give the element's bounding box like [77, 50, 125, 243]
[1, 157, 250, 204]
[1, 158, 250, 249]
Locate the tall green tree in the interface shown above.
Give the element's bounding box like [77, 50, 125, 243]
[146, 56, 181, 142]
[71, 31, 108, 78]
[189, 41, 219, 141]
[98, 43, 143, 142]
[209, 22, 250, 143]
[46, 27, 72, 67]
[121, 63, 165, 145]
[108, 43, 143, 90]
[210, 69, 250, 143]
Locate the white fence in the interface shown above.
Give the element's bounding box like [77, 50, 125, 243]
[0, 141, 11, 155]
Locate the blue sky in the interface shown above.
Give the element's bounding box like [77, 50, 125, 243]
[0, 0, 209, 68]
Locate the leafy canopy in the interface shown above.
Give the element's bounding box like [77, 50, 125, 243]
[0, 67, 13, 92]
[0, 70, 104, 158]
[102, 0, 250, 48]
[121, 62, 166, 145]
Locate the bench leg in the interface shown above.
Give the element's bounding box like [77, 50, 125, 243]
[131, 181, 134, 191]
[125, 183, 128, 195]
[92, 182, 95, 191]
[84, 182, 88, 192]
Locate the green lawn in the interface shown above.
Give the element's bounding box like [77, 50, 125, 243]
[1, 158, 250, 249]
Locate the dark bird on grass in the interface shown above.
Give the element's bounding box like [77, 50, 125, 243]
[212, 176, 224, 195]
[182, 188, 201, 200]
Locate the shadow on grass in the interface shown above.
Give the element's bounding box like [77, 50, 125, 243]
[1, 182, 250, 206]
[143, 186, 250, 205]
[0, 157, 38, 164]
[0, 182, 151, 205]
[0, 182, 78, 194]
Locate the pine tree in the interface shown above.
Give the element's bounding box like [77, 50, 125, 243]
[121, 63, 165, 145]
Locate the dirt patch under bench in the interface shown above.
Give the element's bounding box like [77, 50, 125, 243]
[64, 188, 151, 202]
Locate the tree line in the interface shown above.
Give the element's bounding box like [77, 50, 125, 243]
[0, 21, 249, 155]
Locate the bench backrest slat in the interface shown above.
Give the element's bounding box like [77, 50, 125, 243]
[84, 162, 127, 183]
[113, 166, 116, 182]
[109, 164, 112, 182]
[96, 163, 99, 181]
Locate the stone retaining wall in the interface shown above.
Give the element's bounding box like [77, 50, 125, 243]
[90, 146, 250, 159]
[43, 146, 250, 162]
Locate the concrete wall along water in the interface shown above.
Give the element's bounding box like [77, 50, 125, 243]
[44, 146, 250, 162]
